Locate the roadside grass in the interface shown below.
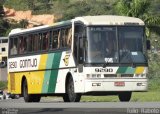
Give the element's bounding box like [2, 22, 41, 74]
[81, 78, 160, 102]
[81, 91, 160, 102]
[0, 81, 7, 90]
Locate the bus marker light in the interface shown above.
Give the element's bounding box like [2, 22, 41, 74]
[137, 83, 145, 86]
[92, 83, 101, 86]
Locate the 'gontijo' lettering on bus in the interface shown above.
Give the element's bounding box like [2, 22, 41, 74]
[9, 61, 17, 69]
[20, 58, 37, 68]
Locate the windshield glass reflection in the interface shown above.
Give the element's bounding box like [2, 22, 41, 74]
[118, 27, 147, 63]
[85, 27, 118, 63]
[85, 26, 147, 64]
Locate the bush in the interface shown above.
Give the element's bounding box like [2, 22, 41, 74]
[0, 81, 7, 90]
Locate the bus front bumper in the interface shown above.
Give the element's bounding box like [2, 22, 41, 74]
[84, 78, 148, 92]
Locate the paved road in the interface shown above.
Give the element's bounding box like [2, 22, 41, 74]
[0, 97, 160, 114]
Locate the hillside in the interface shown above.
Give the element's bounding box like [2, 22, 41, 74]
[4, 7, 56, 28]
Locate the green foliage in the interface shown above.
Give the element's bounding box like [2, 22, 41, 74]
[81, 92, 160, 102]
[115, 0, 160, 38]
[4, 0, 29, 11]
[26, 0, 35, 10]
[0, 2, 4, 17]
[0, 19, 10, 36]
[0, 1, 9, 36]
[58, 0, 115, 21]
[0, 81, 7, 89]
[115, 0, 150, 17]
[19, 19, 29, 28]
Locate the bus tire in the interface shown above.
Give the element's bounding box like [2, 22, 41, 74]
[63, 77, 81, 102]
[23, 79, 33, 102]
[118, 92, 132, 102]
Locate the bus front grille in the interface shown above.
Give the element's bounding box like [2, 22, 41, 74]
[104, 74, 134, 78]
[121, 74, 134, 77]
[104, 74, 117, 78]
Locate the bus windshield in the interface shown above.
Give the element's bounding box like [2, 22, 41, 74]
[85, 26, 147, 64]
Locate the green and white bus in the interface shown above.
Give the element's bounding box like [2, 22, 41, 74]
[8, 15, 150, 102]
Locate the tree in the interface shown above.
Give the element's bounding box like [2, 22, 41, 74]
[26, 0, 35, 11]
[0, 1, 4, 17]
[0, 1, 7, 36]
[59, 0, 114, 21]
[115, 0, 160, 37]
[19, 19, 29, 28]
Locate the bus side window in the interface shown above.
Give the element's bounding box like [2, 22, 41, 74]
[61, 29, 66, 47]
[38, 33, 43, 51]
[24, 37, 27, 53]
[18, 36, 27, 54]
[27, 35, 32, 52]
[67, 28, 72, 48]
[33, 34, 39, 52]
[19, 36, 25, 54]
[52, 30, 60, 49]
[61, 27, 72, 48]
[10, 38, 18, 55]
[42, 32, 50, 51]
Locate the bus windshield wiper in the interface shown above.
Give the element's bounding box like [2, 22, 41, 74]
[103, 58, 111, 68]
[103, 62, 109, 68]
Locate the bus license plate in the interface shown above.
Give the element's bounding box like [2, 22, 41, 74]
[114, 82, 125, 86]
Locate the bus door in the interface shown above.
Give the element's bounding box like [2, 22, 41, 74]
[74, 24, 85, 73]
[74, 33, 84, 73]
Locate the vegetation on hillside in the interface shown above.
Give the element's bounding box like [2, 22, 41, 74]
[115, 0, 160, 37]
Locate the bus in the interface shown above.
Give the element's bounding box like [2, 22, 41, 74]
[8, 15, 150, 102]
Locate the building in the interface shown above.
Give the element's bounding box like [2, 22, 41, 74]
[0, 37, 8, 81]
[0, 37, 8, 63]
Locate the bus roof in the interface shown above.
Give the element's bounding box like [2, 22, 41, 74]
[9, 25, 49, 36]
[9, 15, 144, 36]
[74, 15, 144, 26]
[9, 20, 72, 36]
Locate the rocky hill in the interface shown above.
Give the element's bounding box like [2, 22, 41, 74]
[4, 7, 56, 28]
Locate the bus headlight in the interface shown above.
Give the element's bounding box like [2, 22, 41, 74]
[86, 74, 102, 78]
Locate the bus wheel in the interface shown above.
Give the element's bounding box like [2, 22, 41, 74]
[63, 77, 81, 102]
[118, 92, 132, 102]
[23, 79, 33, 102]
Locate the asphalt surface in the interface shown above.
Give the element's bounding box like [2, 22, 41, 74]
[0, 97, 160, 114]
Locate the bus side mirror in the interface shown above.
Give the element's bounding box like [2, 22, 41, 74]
[78, 50, 83, 72]
[146, 40, 151, 50]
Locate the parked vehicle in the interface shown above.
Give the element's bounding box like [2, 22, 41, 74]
[0, 90, 5, 100]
